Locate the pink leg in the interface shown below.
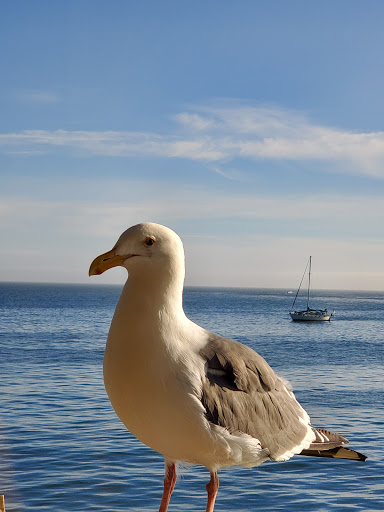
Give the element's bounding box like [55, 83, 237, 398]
[159, 462, 177, 512]
[205, 471, 219, 512]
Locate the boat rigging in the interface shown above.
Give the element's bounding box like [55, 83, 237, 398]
[290, 256, 334, 322]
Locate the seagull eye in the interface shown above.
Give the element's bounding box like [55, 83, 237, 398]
[144, 237, 155, 246]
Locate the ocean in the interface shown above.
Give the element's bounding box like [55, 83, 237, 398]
[0, 283, 383, 511]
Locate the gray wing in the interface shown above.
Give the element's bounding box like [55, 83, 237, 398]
[199, 333, 367, 462]
[199, 333, 313, 461]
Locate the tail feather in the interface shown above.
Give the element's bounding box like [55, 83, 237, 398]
[299, 427, 367, 461]
[308, 428, 349, 450]
[300, 446, 367, 461]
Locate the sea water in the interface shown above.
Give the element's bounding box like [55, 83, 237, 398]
[0, 283, 383, 511]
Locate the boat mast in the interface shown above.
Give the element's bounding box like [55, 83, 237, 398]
[307, 256, 312, 310]
[290, 257, 310, 312]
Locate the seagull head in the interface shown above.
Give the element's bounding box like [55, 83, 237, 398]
[89, 222, 185, 279]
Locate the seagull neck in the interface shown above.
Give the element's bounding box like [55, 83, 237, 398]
[122, 271, 185, 318]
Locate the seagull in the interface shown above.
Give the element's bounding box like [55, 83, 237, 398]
[89, 222, 366, 512]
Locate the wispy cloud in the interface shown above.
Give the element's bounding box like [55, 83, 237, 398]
[12, 89, 62, 104]
[1, 192, 383, 288]
[2, 185, 383, 234]
[2, 104, 384, 176]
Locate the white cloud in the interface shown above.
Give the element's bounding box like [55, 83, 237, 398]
[2, 104, 384, 175]
[13, 90, 62, 104]
[1, 185, 383, 289]
[173, 112, 216, 131]
[1, 184, 384, 230]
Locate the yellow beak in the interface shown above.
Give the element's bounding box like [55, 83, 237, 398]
[89, 248, 126, 276]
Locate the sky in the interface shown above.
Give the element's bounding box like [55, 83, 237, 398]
[1, 0, 384, 290]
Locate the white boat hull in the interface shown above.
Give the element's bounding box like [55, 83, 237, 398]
[290, 309, 332, 322]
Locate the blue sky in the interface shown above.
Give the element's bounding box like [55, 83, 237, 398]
[1, 1, 384, 290]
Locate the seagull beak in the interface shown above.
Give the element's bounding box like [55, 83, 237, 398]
[89, 248, 126, 276]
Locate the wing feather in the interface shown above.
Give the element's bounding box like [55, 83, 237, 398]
[199, 333, 314, 460]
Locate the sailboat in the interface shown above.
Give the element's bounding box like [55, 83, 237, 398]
[290, 256, 333, 322]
